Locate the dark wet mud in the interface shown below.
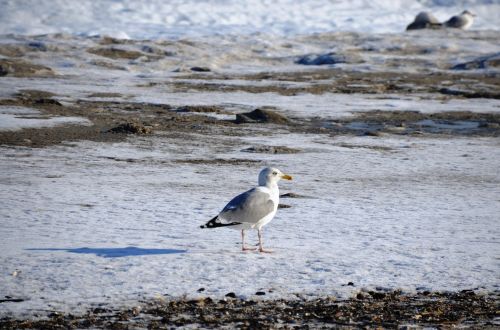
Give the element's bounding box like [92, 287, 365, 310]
[1, 89, 499, 148]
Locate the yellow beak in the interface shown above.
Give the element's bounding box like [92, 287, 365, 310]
[281, 174, 293, 180]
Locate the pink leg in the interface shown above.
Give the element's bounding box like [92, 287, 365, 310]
[241, 230, 256, 251]
[258, 228, 273, 253]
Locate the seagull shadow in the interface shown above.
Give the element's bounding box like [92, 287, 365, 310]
[26, 246, 187, 258]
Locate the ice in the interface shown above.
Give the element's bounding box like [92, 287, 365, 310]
[0, 0, 499, 39]
[0, 106, 91, 131]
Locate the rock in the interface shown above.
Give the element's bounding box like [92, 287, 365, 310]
[347, 282, 355, 286]
[278, 204, 292, 209]
[438, 88, 500, 99]
[225, 292, 237, 298]
[197, 288, 205, 292]
[296, 52, 364, 66]
[452, 53, 500, 70]
[368, 291, 386, 300]
[176, 105, 224, 113]
[88, 47, 144, 60]
[235, 108, 290, 124]
[0, 297, 24, 303]
[34, 98, 63, 106]
[141, 45, 155, 53]
[478, 122, 500, 128]
[255, 291, 266, 296]
[107, 122, 152, 134]
[87, 92, 123, 98]
[363, 130, 382, 137]
[99, 36, 129, 45]
[0, 59, 55, 77]
[27, 41, 48, 51]
[356, 292, 366, 300]
[241, 146, 301, 154]
[190, 66, 211, 72]
[280, 192, 302, 198]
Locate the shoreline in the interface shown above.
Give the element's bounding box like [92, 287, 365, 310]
[1, 290, 498, 329]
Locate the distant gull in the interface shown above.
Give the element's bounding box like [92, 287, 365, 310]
[444, 10, 475, 30]
[201, 167, 292, 253]
[406, 11, 442, 30]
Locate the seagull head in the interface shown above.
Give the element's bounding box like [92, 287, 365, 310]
[462, 10, 475, 17]
[258, 167, 292, 187]
[415, 12, 432, 23]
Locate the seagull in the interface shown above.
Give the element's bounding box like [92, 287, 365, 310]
[200, 167, 292, 253]
[444, 10, 475, 30]
[406, 11, 442, 30]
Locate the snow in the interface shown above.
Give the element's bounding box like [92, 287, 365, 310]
[0, 0, 499, 39]
[0, 106, 91, 131]
[1, 132, 499, 317]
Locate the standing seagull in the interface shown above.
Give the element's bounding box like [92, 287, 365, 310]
[406, 11, 442, 30]
[201, 167, 292, 253]
[444, 10, 475, 30]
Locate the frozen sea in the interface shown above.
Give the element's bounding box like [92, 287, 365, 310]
[0, 0, 499, 319]
[0, 0, 499, 38]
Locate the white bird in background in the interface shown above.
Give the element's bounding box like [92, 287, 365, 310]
[201, 167, 292, 253]
[444, 10, 475, 30]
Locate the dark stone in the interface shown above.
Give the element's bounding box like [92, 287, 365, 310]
[235, 108, 289, 124]
[368, 291, 386, 300]
[92, 307, 109, 314]
[255, 291, 266, 296]
[141, 45, 155, 53]
[34, 98, 62, 106]
[280, 192, 302, 198]
[225, 292, 237, 298]
[107, 122, 152, 134]
[347, 282, 355, 286]
[296, 52, 364, 65]
[0, 298, 24, 303]
[176, 105, 224, 113]
[241, 145, 300, 154]
[363, 130, 382, 137]
[88, 47, 144, 60]
[27, 41, 48, 51]
[197, 288, 205, 292]
[190, 66, 211, 72]
[452, 53, 500, 70]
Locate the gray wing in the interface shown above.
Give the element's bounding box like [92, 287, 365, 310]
[445, 16, 465, 28]
[219, 188, 274, 224]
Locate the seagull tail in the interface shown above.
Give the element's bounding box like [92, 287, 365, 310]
[200, 216, 241, 229]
